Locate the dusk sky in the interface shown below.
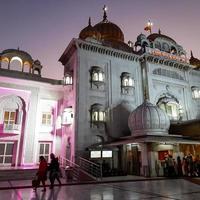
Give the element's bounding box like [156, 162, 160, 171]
[1, 0, 200, 79]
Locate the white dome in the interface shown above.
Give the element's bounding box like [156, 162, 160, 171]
[128, 100, 170, 136]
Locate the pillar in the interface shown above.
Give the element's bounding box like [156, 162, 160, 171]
[140, 143, 150, 177]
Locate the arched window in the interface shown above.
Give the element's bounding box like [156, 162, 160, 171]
[157, 94, 184, 121]
[90, 66, 105, 88]
[90, 104, 106, 127]
[10, 56, 23, 71]
[121, 72, 134, 94]
[1, 57, 9, 69]
[162, 43, 170, 53]
[63, 73, 73, 85]
[191, 86, 200, 99]
[23, 61, 31, 73]
[155, 42, 161, 50]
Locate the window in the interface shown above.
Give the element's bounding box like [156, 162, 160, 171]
[42, 112, 52, 126]
[155, 42, 161, 50]
[62, 107, 73, 125]
[38, 143, 51, 163]
[63, 73, 73, 85]
[0, 142, 14, 165]
[191, 87, 200, 99]
[3, 111, 16, 125]
[158, 102, 182, 121]
[121, 72, 134, 94]
[90, 66, 105, 88]
[90, 104, 106, 127]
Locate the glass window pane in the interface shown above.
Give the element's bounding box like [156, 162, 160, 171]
[93, 73, 98, 81]
[0, 157, 3, 163]
[45, 144, 49, 154]
[40, 144, 44, 154]
[6, 144, 13, 155]
[0, 144, 5, 155]
[4, 112, 9, 121]
[129, 78, 133, 86]
[99, 73, 103, 81]
[4, 156, 12, 163]
[10, 112, 15, 120]
[99, 112, 104, 121]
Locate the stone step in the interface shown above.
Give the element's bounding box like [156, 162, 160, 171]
[0, 169, 38, 181]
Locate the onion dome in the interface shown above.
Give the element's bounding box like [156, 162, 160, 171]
[93, 7, 124, 43]
[128, 100, 170, 136]
[79, 18, 101, 40]
[135, 33, 147, 46]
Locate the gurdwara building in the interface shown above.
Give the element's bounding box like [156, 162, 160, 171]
[0, 9, 200, 177]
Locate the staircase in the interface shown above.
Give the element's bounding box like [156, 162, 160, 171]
[0, 167, 37, 181]
[59, 157, 102, 182]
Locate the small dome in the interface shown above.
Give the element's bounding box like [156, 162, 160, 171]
[147, 33, 176, 44]
[79, 18, 101, 40]
[128, 100, 170, 136]
[137, 33, 146, 41]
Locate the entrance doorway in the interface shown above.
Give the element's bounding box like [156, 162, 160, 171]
[126, 144, 140, 175]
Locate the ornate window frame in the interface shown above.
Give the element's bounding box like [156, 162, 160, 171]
[90, 104, 106, 128]
[191, 86, 200, 99]
[63, 72, 73, 85]
[121, 72, 134, 95]
[90, 66, 105, 89]
[157, 93, 184, 121]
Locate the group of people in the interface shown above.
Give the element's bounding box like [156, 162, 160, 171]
[33, 153, 62, 192]
[160, 154, 200, 177]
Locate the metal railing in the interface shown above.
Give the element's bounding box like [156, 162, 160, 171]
[59, 156, 80, 181]
[79, 157, 102, 180]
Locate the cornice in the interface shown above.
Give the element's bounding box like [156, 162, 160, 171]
[76, 39, 140, 62]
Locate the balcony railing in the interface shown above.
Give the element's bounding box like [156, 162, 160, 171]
[3, 124, 20, 131]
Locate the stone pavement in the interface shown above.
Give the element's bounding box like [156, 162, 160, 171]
[0, 175, 164, 190]
[0, 178, 200, 200]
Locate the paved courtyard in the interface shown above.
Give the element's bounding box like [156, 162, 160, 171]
[0, 179, 199, 200]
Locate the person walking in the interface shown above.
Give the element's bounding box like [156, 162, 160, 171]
[48, 153, 62, 189]
[33, 156, 48, 192]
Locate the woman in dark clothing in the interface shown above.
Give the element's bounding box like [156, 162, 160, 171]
[33, 156, 48, 191]
[48, 153, 61, 189]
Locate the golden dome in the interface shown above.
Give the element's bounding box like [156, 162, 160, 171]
[94, 21, 124, 43]
[79, 18, 101, 40]
[93, 8, 124, 43]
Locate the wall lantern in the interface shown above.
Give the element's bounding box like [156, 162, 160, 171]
[62, 106, 73, 125]
[63, 73, 73, 85]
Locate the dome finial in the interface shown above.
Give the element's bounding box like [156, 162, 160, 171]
[158, 28, 161, 34]
[103, 5, 108, 21]
[88, 17, 91, 26]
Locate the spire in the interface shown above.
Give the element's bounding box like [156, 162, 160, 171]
[103, 5, 108, 21]
[191, 50, 194, 58]
[88, 17, 91, 26]
[158, 28, 161, 34]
